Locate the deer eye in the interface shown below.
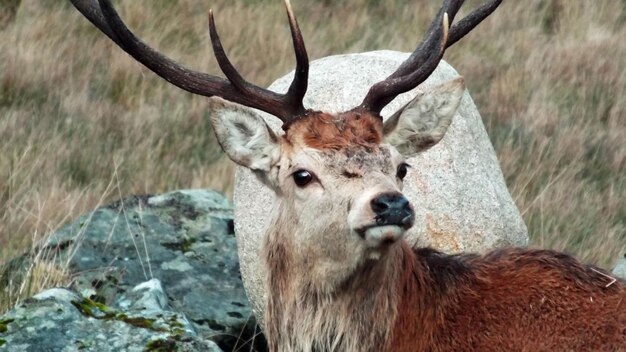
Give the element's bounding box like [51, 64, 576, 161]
[396, 163, 410, 181]
[293, 169, 314, 187]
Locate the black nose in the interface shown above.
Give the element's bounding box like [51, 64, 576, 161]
[370, 193, 415, 228]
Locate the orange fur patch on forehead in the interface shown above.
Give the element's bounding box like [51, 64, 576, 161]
[285, 111, 383, 150]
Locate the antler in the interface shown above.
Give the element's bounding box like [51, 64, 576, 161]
[358, 0, 502, 116]
[69, 0, 310, 128]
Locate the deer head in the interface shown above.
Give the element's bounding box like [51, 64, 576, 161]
[70, 0, 500, 290]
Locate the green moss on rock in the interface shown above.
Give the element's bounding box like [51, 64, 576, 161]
[144, 338, 177, 352]
[118, 315, 160, 331]
[76, 340, 90, 350]
[70, 297, 187, 336]
[0, 318, 14, 333]
[70, 298, 115, 319]
[167, 315, 184, 328]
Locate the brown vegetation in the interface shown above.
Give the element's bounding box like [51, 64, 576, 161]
[0, 0, 624, 313]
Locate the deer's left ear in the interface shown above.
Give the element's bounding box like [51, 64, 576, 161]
[383, 77, 465, 157]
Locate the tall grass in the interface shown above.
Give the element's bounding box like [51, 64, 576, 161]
[0, 0, 624, 313]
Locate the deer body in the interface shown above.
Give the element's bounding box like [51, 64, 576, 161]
[70, 0, 625, 351]
[266, 238, 626, 351]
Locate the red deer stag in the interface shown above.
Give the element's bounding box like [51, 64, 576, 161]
[71, 0, 626, 351]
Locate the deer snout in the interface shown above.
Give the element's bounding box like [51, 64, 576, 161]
[371, 193, 415, 229]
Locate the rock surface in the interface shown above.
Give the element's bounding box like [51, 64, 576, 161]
[0, 281, 222, 352]
[0, 190, 266, 351]
[234, 50, 529, 320]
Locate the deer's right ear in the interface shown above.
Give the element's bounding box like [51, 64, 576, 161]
[209, 98, 281, 172]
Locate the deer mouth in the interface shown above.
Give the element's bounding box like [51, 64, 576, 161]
[356, 224, 407, 248]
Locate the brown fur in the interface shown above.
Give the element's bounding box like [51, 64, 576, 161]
[266, 232, 626, 351]
[286, 110, 383, 150]
[267, 236, 626, 351]
[388, 243, 626, 351]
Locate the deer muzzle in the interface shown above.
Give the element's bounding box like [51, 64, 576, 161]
[370, 192, 415, 229]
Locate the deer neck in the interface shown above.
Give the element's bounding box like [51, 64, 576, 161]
[262, 218, 428, 352]
[386, 244, 441, 352]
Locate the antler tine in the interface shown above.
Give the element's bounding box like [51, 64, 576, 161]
[95, 0, 287, 117]
[208, 5, 308, 122]
[208, 10, 252, 94]
[387, 0, 502, 80]
[371, 13, 450, 108]
[209, 1, 309, 127]
[387, 0, 463, 81]
[447, 0, 502, 47]
[72, 0, 233, 97]
[69, 0, 310, 125]
[358, 0, 502, 116]
[284, 0, 309, 111]
[359, 0, 461, 114]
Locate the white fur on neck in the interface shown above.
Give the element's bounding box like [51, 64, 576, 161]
[264, 230, 403, 352]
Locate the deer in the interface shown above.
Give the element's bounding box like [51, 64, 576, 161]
[70, 0, 626, 351]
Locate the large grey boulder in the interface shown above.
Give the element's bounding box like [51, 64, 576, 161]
[234, 50, 529, 320]
[1, 190, 266, 351]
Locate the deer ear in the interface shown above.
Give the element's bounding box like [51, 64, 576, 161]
[209, 98, 281, 172]
[383, 77, 465, 156]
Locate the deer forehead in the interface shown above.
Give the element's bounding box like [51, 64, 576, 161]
[285, 111, 383, 151]
[283, 111, 397, 178]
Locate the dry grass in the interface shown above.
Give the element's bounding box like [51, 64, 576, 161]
[0, 0, 624, 313]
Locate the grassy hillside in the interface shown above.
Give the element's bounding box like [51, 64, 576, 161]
[0, 0, 624, 312]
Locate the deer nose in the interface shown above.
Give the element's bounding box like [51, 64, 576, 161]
[370, 193, 414, 228]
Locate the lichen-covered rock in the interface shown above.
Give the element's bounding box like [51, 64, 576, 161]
[0, 281, 222, 352]
[1, 189, 265, 351]
[234, 51, 529, 321]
